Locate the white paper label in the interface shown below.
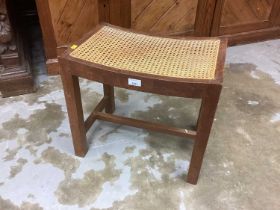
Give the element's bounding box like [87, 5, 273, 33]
[128, 78, 141, 87]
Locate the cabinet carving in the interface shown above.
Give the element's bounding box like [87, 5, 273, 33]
[0, 3, 15, 54]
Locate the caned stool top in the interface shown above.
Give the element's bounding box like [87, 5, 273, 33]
[69, 25, 223, 80]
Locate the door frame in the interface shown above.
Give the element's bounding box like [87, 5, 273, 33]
[194, 0, 218, 36]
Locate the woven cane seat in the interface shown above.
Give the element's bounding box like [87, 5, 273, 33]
[70, 26, 221, 80]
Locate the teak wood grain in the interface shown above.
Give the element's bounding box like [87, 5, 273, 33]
[131, 0, 199, 35]
[59, 23, 227, 184]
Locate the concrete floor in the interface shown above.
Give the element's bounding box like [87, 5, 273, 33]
[0, 39, 280, 210]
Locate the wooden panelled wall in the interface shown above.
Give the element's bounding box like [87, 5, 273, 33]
[36, 0, 280, 75]
[131, 0, 198, 35]
[221, 0, 274, 27]
[211, 0, 280, 45]
[48, 0, 99, 46]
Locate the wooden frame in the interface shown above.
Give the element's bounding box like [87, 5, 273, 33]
[35, 0, 66, 75]
[211, 0, 280, 35]
[35, 0, 59, 75]
[194, 0, 218, 36]
[59, 24, 227, 185]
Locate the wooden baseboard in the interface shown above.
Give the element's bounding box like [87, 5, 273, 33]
[221, 27, 280, 46]
[46, 59, 60, 75]
[0, 71, 35, 97]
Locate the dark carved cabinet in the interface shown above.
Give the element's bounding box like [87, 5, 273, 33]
[0, 0, 34, 97]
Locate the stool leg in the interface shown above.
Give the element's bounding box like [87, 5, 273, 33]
[187, 86, 222, 184]
[103, 84, 115, 114]
[61, 72, 88, 157]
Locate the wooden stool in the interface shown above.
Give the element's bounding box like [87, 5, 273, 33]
[59, 24, 227, 184]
